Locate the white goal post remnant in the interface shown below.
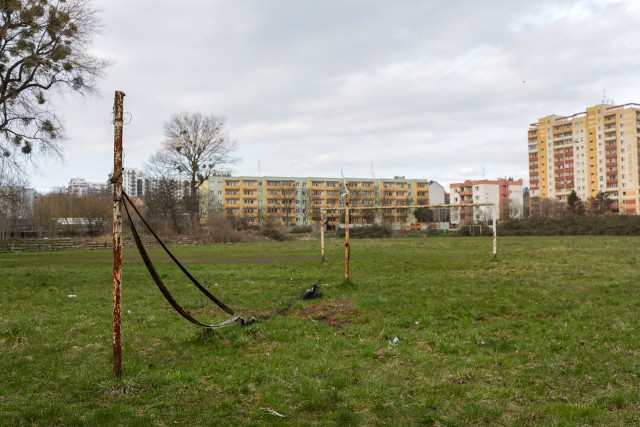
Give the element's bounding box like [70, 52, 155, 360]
[317, 203, 499, 280]
[492, 206, 497, 259]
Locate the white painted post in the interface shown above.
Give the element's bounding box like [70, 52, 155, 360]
[344, 195, 350, 282]
[492, 205, 497, 259]
[320, 208, 325, 262]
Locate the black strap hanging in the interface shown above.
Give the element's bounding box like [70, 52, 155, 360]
[122, 190, 235, 316]
[122, 190, 322, 329]
[123, 197, 240, 329]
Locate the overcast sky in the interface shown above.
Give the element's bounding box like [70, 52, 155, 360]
[25, 0, 640, 192]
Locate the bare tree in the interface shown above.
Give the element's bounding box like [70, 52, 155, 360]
[144, 152, 185, 234]
[158, 112, 237, 219]
[0, 162, 25, 203]
[0, 0, 109, 174]
[75, 192, 110, 236]
[32, 190, 109, 237]
[33, 190, 60, 236]
[0, 163, 31, 237]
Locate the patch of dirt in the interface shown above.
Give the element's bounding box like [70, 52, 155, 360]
[294, 298, 357, 328]
[536, 312, 558, 320]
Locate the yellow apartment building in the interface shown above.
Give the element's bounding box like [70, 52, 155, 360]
[528, 102, 640, 214]
[200, 175, 445, 227]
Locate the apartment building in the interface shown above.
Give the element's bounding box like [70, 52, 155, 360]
[201, 175, 445, 227]
[120, 168, 191, 200]
[450, 178, 523, 225]
[122, 168, 145, 197]
[67, 178, 108, 196]
[528, 102, 640, 214]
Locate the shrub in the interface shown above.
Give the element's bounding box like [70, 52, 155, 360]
[259, 226, 287, 241]
[336, 224, 392, 238]
[291, 225, 313, 234]
[498, 216, 640, 236]
[200, 217, 245, 243]
[456, 225, 492, 237]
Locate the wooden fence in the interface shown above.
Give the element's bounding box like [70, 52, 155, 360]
[0, 237, 199, 253]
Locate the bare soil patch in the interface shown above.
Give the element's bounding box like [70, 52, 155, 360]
[293, 298, 357, 328]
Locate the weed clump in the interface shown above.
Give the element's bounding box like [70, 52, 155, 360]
[291, 225, 313, 234]
[258, 226, 287, 241]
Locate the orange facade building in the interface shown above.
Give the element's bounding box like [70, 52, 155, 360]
[528, 103, 640, 214]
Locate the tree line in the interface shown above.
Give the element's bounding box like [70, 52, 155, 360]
[530, 190, 615, 218]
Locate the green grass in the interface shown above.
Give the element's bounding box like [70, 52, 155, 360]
[1, 236, 640, 426]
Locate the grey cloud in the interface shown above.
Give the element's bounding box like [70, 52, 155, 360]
[26, 0, 640, 191]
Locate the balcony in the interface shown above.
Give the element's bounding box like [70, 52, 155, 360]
[265, 185, 297, 191]
[310, 184, 339, 191]
[310, 202, 341, 208]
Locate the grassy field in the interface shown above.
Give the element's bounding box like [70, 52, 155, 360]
[1, 235, 639, 426]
